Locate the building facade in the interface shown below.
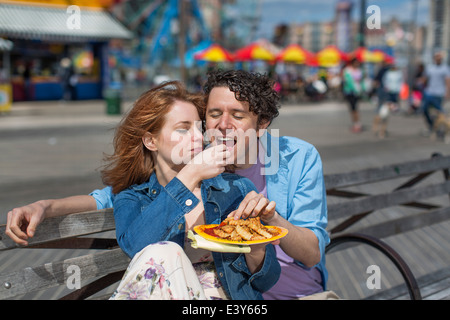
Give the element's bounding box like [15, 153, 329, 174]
[426, 0, 450, 63]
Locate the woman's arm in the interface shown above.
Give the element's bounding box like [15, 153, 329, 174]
[114, 177, 199, 258]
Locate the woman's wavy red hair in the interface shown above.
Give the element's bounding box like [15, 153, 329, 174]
[101, 81, 205, 194]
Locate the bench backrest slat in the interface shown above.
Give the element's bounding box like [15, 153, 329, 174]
[0, 248, 129, 300]
[0, 209, 115, 251]
[349, 206, 450, 240]
[324, 155, 450, 190]
[328, 181, 450, 220]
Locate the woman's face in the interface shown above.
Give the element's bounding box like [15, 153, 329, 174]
[145, 100, 203, 168]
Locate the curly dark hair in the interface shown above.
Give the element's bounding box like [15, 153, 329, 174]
[203, 69, 280, 126]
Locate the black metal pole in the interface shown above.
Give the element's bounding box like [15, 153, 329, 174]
[359, 0, 366, 47]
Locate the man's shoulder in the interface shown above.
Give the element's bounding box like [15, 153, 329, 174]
[278, 135, 318, 154]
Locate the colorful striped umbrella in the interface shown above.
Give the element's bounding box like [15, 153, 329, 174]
[194, 44, 234, 62]
[316, 45, 348, 67]
[352, 47, 385, 63]
[276, 44, 311, 64]
[233, 43, 276, 62]
[374, 50, 395, 64]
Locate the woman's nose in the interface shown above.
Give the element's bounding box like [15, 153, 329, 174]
[193, 122, 203, 141]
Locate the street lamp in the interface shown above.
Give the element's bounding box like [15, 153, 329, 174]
[407, 0, 420, 104]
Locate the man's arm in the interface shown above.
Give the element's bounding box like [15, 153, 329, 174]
[228, 191, 320, 268]
[264, 212, 320, 268]
[6, 195, 97, 246]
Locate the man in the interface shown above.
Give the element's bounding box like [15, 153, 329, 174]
[202, 70, 330, 299]
[421, 52, 450, 133]
[6, 70, 333, 299]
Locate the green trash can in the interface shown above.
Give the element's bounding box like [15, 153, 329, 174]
[104, 88, 121, 115]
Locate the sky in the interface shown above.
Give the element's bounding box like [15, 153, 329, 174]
[255, 0, 430, 39]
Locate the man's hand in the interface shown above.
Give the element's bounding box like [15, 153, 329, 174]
[5, 195, 99, 246]
[228, 191, 276, 224]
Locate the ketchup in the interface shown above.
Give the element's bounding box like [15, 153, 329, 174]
[202, 226, 219, 238]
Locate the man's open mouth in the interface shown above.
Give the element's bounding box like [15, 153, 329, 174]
[217, 136, 237, 149]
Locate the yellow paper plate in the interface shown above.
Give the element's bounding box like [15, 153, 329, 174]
[194, 224, 288, 246]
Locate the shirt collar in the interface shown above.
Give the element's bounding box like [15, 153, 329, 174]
[130, 171, 225, 192]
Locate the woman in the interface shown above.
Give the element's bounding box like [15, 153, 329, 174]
[342, 58, 363, 133]
[101, 81, 280, 300]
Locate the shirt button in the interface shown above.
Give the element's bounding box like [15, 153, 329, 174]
[185, 199, 193, 206]
[219, 272, 224, 277]
[151, 189, 157, 194]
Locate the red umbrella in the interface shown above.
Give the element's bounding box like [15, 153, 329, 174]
[276, 44, 312, 64]
[194, 44, 234, 62]
[233, 42, 276, 62]
[384, 54, 395, 64]
[305, 54, 319, 67]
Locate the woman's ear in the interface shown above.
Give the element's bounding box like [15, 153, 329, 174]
[143, 132, 158, 151]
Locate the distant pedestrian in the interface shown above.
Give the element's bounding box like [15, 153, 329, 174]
[60, 58, 76, 101]
[342, 58, 363, 133]
[372, 61, 388, 137]
[420, 52, 450, 135]
[383, 64, 403, 111]
[410, 62, 426, 114]
[372, 63, 403, 138]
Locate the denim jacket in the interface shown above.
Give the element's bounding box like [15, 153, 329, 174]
[113, 172, 281, 300]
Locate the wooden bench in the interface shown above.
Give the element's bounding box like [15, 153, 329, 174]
[0, 153, 449, 300]
[324, 152, 450, 299]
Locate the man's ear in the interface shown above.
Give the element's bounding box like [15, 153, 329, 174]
[143, 132, 157, 151]
[257, 120, 270, 137]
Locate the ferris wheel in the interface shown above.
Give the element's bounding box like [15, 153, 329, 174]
[109, 0, 210, 66]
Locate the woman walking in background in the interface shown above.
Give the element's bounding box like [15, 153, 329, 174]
[342, 58, 363, 133]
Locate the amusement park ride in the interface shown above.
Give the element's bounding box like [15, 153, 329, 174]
[110, 0, 208, 65]
[108, 0, 261, 75]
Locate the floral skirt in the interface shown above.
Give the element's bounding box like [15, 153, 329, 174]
[110, 241, 228, 300]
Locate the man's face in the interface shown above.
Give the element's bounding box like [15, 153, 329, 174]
[205, 87, 268, 168]
[434, 53, 443, 65]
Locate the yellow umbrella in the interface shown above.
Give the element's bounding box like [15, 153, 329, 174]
[276, 44, 311, 64]
[233, 43, 276, 62]
[194, 44, 234, 62]
[317, 45, 348, 67]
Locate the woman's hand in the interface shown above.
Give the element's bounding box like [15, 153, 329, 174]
[177, 144, 232, 190]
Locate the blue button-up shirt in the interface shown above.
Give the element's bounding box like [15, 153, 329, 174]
[260, 132, 329, 289]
